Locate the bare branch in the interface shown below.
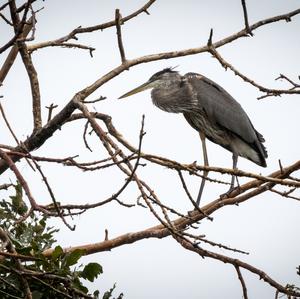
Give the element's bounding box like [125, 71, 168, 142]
[28, 41, 96, 55]
[9, 2, 42, 130]
[269, 187, 300, 201]
[26, 0, 156, 53]
[0, 1, 9, 11]
[177, 170, 213, 220]
[182, 232, 249, 255]
[208, 45, 300, 99]
[0, 11, 13, 25]
[83, 121, 93, 152]
[241, 0, 253, 36]
[29, 154, 76, 230]
[0, 148, 49, 216]
[16, 0, 38, 13]
[83, 95, 106, 104]
[275, 73, 300, 89]
[0, 101, 35, 171]
[235, 266, 249, 299]
[0, 183, 13, 190]
[45, 103, 58, 122]
[0, 102, 19, 145]
[176, 237, 299, 297]
[115, 9, 126, 63]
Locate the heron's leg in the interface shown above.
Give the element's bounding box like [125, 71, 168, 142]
[196, 132, 209, 205]
[229, 153, 238, 191]
[221, 153, 238, 198]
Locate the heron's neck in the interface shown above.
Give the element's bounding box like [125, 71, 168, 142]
[151, 82, 195, 113]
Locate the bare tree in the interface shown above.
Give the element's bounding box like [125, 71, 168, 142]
[0, 1, 300, 298]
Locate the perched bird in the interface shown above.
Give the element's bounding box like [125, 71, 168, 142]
[119, 68, 267, 205]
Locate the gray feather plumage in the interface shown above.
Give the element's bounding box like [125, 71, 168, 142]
[119, 68, 268, 203]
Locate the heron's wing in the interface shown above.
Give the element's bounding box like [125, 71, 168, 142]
[184, 73, 259, 144]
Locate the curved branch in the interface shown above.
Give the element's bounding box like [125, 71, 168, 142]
[208, 45, 300, 98]
[176, 236, 300, 297]
[27, 0, 156, 53]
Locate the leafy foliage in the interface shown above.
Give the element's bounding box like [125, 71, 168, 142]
[0, 183, 121, 299]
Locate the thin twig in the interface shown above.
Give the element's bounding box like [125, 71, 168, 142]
[182, 232, 249, 255]
[25, 0, 156, 53]
[0, 148, 49, 216]
[241, 0, 253, 36]
[28, 42, 96, 55]
[177, 170, 213, 221]
[175, 236, 300, 298]
[0, 101, 35, 171]
[115, 9, 126, 62]
[235, 265, 249, 299]
[208, 44, 300, 99]
[45, 103, 58, 122]
[275, 73, 300, 89]
[83, 121, 93, 152]
[83, 95, 106, 104]
[29, 155, 75, 230]
[0, 11, 13, 25]
[0, 183, 13, 190]
[0, 102, 19, 144]
[269, 187, 300, 201]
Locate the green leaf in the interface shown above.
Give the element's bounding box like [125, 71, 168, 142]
[52, 245, 64, 260]
[64, 249, 85, 267]
[9, 182, 28, 215]
[81, 262, 103, 282]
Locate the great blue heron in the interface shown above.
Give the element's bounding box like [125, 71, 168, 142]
[119, 68, 267, 205]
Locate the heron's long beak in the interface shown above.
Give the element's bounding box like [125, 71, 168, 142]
[118, 81, 152, 99]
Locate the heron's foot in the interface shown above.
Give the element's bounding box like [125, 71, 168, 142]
[219, 185, 239, 200]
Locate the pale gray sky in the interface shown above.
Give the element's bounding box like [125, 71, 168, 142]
[1, 1, 300, 298]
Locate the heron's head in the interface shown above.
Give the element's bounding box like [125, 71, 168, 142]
[119, 68, 179, 99]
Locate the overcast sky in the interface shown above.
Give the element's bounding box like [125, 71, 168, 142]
[1, 1, 300, 298]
